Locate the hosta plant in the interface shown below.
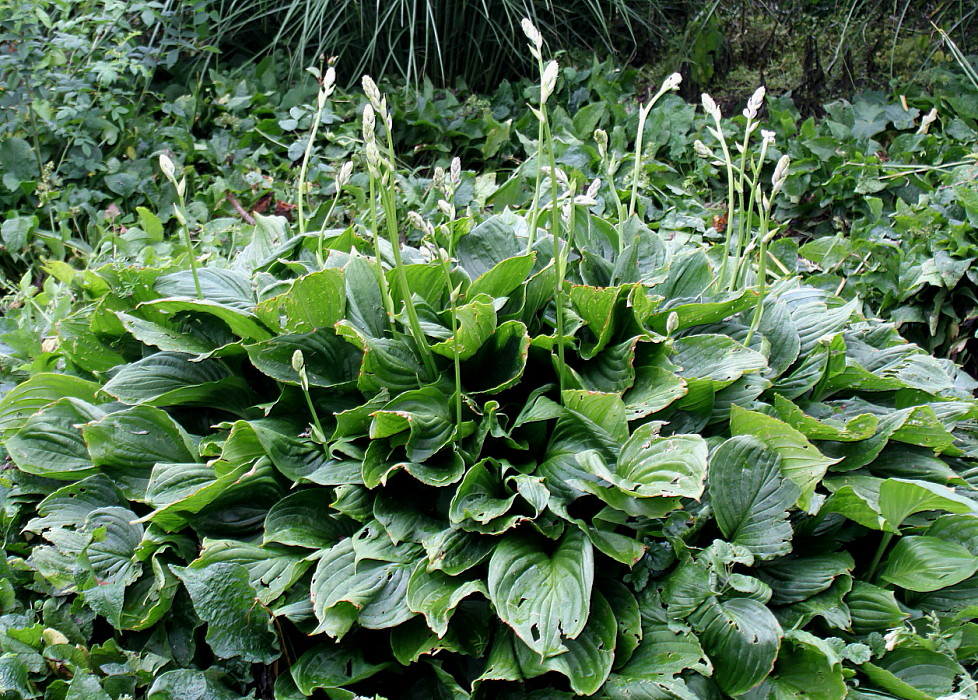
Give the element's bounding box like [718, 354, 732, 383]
[2, 49, 978, 700]
[2, 196, 978, 697]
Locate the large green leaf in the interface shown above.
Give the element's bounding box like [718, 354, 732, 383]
[756, 553, 854, 605]
[881, 536, 978, 592]
[861, 649, 962, 700]
[710, 436, 799, 560]
[256, 268, 346, 333]
[406, 561, 486, 637]
[173, 563, 279, 663]
[603, 423, 708, 500]
[846, 582, 909, 634]
[6, 398, 102, 479]
[690, 596, 782, 696]
[101, 352, 253, 410]
[672, 334, 767, 386]
[0, 373, 100, 432]
[488, 529, 593, 658]
[263, 490, 353, 549]
[369, 387, 454, 462]
[730, 405, 839, 510]
[246, 328, 361, 387]
[82, 404, 198, 471]
[430, 293, 497, 360]
[290, 644, 390, 696]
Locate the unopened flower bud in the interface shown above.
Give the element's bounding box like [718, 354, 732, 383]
[693, 139, 714, 160]
[521, 18, 543, 55]
[662, 72, 682, 92]
[541, 60, 559, 104]
[337, 161, 353, 187]
[594, 128, 608, 157]
[159, 153, 176, 181]
[362, 104, 376, 143]
[362, 75, 382, 110]
[586, 178, 600, 199]
[701, 93, 720, 119]
[291, 350, 305, 372]
[743, 86, 765, 121]
[771, 154, 790, 195]
[760, 129, 776, 146]
[450, 157, 461, 187]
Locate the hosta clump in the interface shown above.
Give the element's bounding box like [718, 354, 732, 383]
[2, 206, 978, 698]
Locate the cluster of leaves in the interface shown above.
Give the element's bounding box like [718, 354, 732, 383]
[2, 166, 978, 698]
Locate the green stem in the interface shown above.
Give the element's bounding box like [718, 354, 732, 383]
[379, 182, 438, 380]
[367, 177, 396, 329]
[541, 116, 565, 395]
[173, 191, 202, 299]
[438, 256, 463, 434]
[714, 117, 737, 291]
[297, 92, 327, 241]
[317, 187, 342, 267]
[867, 532, 895, 581]
[301, 386, 326, 441]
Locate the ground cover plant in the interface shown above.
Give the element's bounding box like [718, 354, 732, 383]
[2, 25, 978, 697]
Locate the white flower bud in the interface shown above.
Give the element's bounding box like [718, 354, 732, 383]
[761, 129, 776, 146]
[594, 128, 608, 157]
[701, 93, 720, 119]
[521, 18, 543, 55]
[291, 350, 305, 372]
[666, 312, 679, 334]
[743, 86, 765, 121]
[362, 103, 376, 143]
[540, 60, 559, 104]
[159, 153, 176, 181]
[662, 72, 682, 92]
[450, 157, 461, 187]
[586, 178, 600, 199]
[176, 176, 186, 198]
[432, 166, 445, 191]
[407, 211, 427, 230]
[771, 154, 791, 195]
[362, 75, 382, 110]
[336, 161, 353, 187]
[437, 199, 454, 218]
[365, 141, 383, 177]
[693, 139, 714, 160]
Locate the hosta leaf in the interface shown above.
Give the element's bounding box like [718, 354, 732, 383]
[173, 562, 279, 663]
[821, 475, 889, 531]
[743, 630, 846, 700]
[82, 404, 197, 473]
[142, 298, 271, 342]
[83, 507, 143, 588]
[344, 255, 387, 338]
[460, 319, 530, 394]
[563, 390, 628, 443]
[6, 398, 103, 479]
[730, 405, 839, 510]
[116, 312, 215, 355]
[672, 333, 767, 386]
[861, 649, 962, 700]
[370, 387, 454, 462]
[877, 479, 978, 531]
[117, 557, 180, 631]
[449, 459, 518, 528]
[514, 590, 618, 695]
[0, 372, 100, 433]
[690, 596, 782, 696]
[846, 582, 909, 634]
[609, 423, 708, 499]
[256, 268, 346, 333]
[310, 539, 413, 638]
[406, 561, 487, 637]
[25, 475, 127, 533]
[422, 528, 495, 576]
[155, 268, 256, 311]
[458, 215, 523, 279]
[881, 536, 978, 592]
[430, 294, 497, 360]
[290, 645, 390, 696]
[468, 253, 536, 299]
[263, 490, 353, 548]
[615, 619, 710, 680]
[249, 421, 363, 486]
[710, 435, 799, 560]
[569, 284, 624, 358]
[140, 461, 252, 532]
[756, 553, 854, 605]
[192, 539, 308, 605]
[147, 669, 243, 700]
[245, 328, 361, 387]
[488, 529, 593, 658]
[649, 291, 758, 334]
[101, 352, 253, 410]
